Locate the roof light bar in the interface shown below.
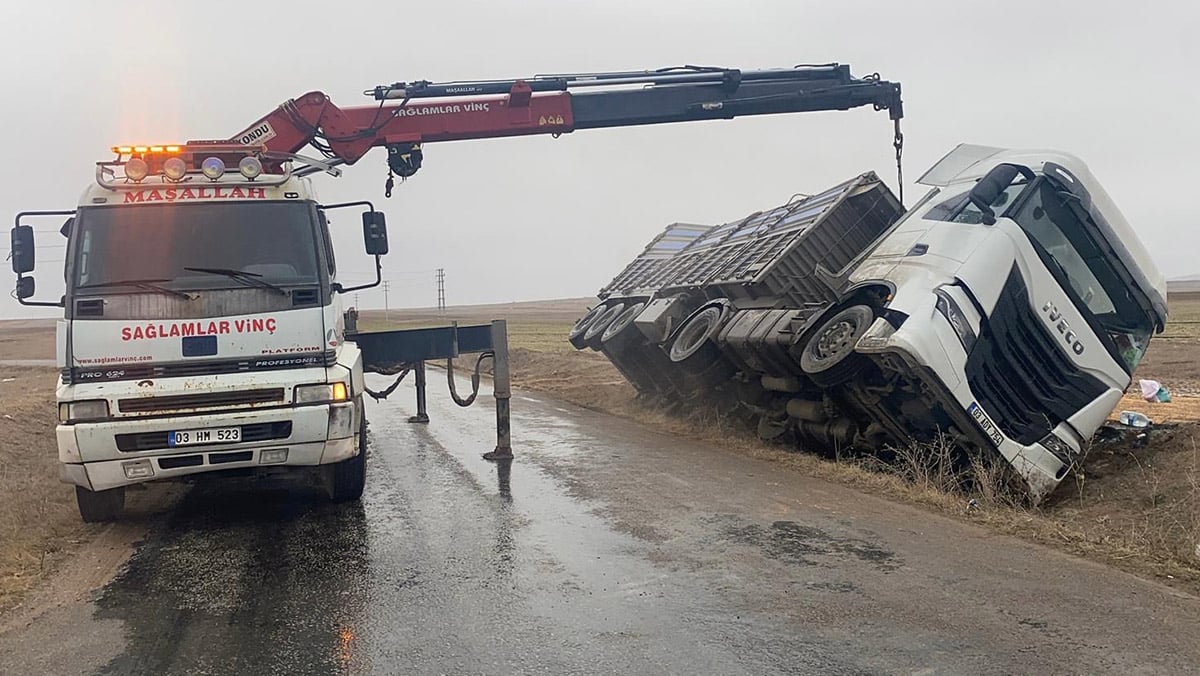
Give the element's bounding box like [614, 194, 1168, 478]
[111, 144, 184, 155]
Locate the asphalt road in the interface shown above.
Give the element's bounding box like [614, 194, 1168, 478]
[3, 375, 1200, 674]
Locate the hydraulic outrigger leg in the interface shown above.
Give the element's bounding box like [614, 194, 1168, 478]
[483, 320, 513, 461]
[353, 319, 514, 460]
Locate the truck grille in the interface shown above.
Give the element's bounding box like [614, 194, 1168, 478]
[116, 421, 292, 452]
[965, 267, 1106, 445]
[118, 388, 285, 414]
[64, 350, 337, 385]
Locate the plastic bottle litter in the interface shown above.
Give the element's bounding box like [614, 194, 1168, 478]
[1118, 410, 1152, 428]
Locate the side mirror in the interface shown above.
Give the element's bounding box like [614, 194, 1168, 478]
[59, 216, 74, 238]
[362, 211, 389, 256]
[10, 225, 34, 274]
[15, 276, 34, 299]
[968, 163, 1032, 226]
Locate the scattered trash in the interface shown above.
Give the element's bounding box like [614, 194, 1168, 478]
[1195, 543, 1200, 562]
[1118, 410, 1152, 428]
[1, 414, 12, 421]
[0, 378, 13, 383]
[1138, 379, 1172, 403]
[967, 498, 980, 512]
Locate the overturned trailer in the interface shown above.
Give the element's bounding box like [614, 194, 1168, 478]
[570, 145, 1168, 502]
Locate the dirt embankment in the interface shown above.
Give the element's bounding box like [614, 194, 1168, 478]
[0, 367, 90, 611]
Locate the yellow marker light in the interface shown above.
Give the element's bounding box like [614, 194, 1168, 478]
[331, 382, 348, 402]
[133, 146, 149, 153]
[113, 145, 134, 154]
[149, 145, 165, 153]
[165, 145, 181, 153]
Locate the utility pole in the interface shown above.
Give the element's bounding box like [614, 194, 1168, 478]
[353, 292, 360, 309]
[382, 280, 391, 322]
[436, 268, 446, 315]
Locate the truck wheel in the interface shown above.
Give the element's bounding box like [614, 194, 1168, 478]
[582, 302, 626, 350]
[799, 304, 874, 387]
[75, 485, 125, 523]
[568, 305, 607, 350]
[330, 419, 367, 503]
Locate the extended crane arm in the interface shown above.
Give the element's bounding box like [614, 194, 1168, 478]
[217, 64, 902, 181]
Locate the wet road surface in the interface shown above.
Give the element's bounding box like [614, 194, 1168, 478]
[4, 374, 1200, 674]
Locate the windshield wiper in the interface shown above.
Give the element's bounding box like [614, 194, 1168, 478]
[77, 278, 194, 301]
[184, 267, 289, 296]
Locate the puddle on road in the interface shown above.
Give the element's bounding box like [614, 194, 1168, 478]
[715, 515, 901, 572]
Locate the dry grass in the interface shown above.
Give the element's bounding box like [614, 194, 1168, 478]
[1159, 292, 1200, 340]
[0, 320, 56, 361]
[0, 367, 93, 612]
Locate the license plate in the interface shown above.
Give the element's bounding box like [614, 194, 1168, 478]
[968, 402, 1004, 447]
[168, 427, 241, 447]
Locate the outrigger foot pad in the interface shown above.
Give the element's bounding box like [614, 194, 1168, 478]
[483, 448, 514, 461]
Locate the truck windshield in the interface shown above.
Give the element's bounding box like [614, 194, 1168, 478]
[1006, 179, 1155, 371]
[73, 202, 321, 291]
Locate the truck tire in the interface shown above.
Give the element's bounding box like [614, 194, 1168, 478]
[799, 304, 874, 388]
[600, 302, 645, 344]
[76, 485, 125, 523]
[330, 418, 367, 503]
[568, 305, 607, 350]
[582, 302, 626, 350]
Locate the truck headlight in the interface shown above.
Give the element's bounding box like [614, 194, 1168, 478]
[1038, 432, 1077, 466]
[58, 399, 110, 423]
[934, 287, 977, 353]
[294, 382, 349, 404]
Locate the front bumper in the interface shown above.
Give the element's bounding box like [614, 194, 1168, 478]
[858, 303, 1082, 502]
[57, 402, 359, 492]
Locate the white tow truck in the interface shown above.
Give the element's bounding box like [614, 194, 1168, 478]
[12, 145, 389, 520]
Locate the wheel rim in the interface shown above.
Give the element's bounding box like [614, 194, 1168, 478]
[584, 303, 625, 341]
[669, 306, 722, 362]
[813, 318, 859, 361]
[569, 305, 607, 339]
[602, 302, 645, 343]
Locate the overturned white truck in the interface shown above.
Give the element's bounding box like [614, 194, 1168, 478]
[570, 144, 1167, 501]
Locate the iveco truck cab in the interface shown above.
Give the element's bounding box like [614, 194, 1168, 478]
[10, 143, 391, 521]
[841, 144, 1166, 498]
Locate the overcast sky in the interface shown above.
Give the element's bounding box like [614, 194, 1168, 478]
[2, 0, 1197, 318]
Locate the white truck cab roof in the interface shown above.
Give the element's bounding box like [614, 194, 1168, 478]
[920, 144, 1167, 328]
